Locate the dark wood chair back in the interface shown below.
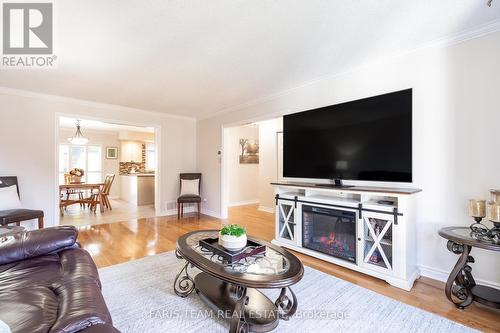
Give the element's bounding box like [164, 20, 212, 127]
[0, 176, 19, 197]
[179, 173, 201, 195]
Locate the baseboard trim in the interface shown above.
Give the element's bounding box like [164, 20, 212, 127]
[228, 200, 259, 207]
[258, 206, 275, 214]
[161, 207, 196, 216]
[201, 209, 222, 219]
[419, 264, 500, 289]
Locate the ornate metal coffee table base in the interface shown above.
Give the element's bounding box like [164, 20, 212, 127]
[173, 231, 304, 333]
[173, 250, 196, 297]
[172, 259, 299, 332]
[195, 273, 276, 333]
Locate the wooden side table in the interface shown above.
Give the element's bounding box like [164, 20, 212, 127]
[438, 227, 500, 309]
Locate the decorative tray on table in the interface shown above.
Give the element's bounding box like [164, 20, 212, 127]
[199, 237, 266, 264]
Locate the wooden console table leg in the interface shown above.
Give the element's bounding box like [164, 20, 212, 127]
[445, 241, 475, 309]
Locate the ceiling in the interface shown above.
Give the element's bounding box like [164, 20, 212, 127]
[1, 1, 499, 119]
[59, 117, 154, 133]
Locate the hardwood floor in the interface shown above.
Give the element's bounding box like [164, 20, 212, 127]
[77, 204, 500, 332]
[61, 199, 156, 227]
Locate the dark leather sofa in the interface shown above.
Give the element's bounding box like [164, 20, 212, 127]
[0, 226, 119, 333]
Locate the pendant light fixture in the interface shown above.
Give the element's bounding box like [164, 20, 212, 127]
[67, 120, 88, 145]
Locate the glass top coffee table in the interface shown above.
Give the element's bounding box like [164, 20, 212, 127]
[174, 230, 304, 333]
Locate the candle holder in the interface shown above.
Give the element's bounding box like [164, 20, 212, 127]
[487, 222, 500, 244]
[468, 199, 487, 237]
[486, 202, 500, 244]
[490, 189, 500, 203]
[468, 197, 500, 244]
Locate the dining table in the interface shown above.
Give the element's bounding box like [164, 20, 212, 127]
[59, 182, 105, 215]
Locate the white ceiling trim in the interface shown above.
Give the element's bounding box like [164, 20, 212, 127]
[198, 18, 500, 121]
[0, 86, 196, 122]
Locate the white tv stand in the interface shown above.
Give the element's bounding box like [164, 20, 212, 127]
[271, 182, 422, 291]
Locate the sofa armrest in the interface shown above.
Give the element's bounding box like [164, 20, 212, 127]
[0, 226, 78, 265]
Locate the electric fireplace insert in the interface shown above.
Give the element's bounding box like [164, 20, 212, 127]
[302, 205, 356, 263]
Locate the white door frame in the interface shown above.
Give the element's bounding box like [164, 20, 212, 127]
[54, 112, 162, 225]
[219, 112, 284, 219]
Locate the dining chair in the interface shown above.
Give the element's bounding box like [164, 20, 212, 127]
[0, 176, 44, 229]
[177, 173, 202, 219]
[63, 173, 84, 208]
[101, 174, 115, 210]
[88, 174, 115, 212]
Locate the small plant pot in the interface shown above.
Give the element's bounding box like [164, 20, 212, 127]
[218, 233, 247, 252]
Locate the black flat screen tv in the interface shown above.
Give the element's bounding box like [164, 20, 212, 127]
[283, 89, 412, 182]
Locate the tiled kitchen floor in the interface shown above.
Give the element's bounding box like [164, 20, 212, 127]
[60, 199, 156, 227]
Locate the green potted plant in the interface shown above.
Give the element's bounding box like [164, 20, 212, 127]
[218, 224, 247, 252]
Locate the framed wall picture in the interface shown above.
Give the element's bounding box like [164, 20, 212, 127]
[239, 139, 259, 164]
[106, 147, 118, 159]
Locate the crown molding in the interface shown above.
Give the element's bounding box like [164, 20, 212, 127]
[0, 86, 196, 122]
[198, 18, 500, 121]
[2, 18, 500, 122]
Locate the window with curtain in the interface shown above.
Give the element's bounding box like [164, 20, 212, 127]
[146, 143, 155, 170]
[59, 144, 102, 183]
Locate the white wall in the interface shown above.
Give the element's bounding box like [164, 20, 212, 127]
[0, 90, 197, 227]
[257, 118, 283, 211]
[197, 31, 500, 285]
[59, 128, 122, 198]
[226, 126, 259, 206]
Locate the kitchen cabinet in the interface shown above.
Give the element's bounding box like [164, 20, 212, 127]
[120, 141, 143, 162]
[120, 174, 155, 205]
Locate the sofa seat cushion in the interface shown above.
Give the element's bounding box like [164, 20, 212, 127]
[49, 278, 112, 333]
[0, 246, 112, 333]
[0, 286, 59, 333]
[48, 248, 111, 333]
[59, 249, 101, 287]
[0, 254, 61, 292]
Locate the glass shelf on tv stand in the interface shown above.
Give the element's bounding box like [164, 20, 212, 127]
[363, 216, 394, 271]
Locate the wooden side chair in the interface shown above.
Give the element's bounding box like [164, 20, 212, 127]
[0, 176, 44, 229]
[100, 174, 115, 210]
[88, 174, 115, 212]
[63, 173, 84, 208]
[177, 173, 201, 219]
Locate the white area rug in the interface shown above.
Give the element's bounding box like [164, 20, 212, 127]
[99, 252, 476, 333]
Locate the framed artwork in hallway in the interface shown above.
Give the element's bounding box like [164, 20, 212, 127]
[106, 147, 118, 159]
[239, 139, 259, 164]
